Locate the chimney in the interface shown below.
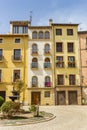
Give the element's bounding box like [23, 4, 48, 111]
[49, 19, 53, 26]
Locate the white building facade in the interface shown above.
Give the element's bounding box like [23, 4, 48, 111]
[28, 26, 54, 105]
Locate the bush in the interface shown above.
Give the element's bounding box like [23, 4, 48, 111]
[1, 101, 21, 118]
[1, 101, 15, 117]
[29, 105, 37, 113]
[0, 96, 4, 106]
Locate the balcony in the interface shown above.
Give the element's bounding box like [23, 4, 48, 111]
[31, 62, 38, 69]
[0, 55, 4, 62]
[12, 55, 22, 62]
[56, 61, 64, 68]
[45, 82, 51, 87]
[44, 49, 51, 55]
[44, 62, 51, 69]
[68, 61, 75, 68]
[31, 50, 38, 55]
[32, 84, 38, 87]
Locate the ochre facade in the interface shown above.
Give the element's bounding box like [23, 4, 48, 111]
[0, 20, 82, 105]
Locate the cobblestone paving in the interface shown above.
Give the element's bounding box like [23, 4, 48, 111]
[0, 106, 87, 130]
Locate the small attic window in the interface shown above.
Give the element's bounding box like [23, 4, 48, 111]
[15, 38, 20, 43]
[0, 38, 3, 43]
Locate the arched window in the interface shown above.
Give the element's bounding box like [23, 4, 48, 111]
[44, 58, 51, 68]
[45, 31, 50, 39]
[32, 31, 37, 39]
[32, 58, 38, 68]
[38, 31, 44, 39]
[32, 76, 38, 87]
[44, 44, 50, 53]
[45, 76, 51, 87]
[45, 58, 50, 62]
[32, 44, 38, 53]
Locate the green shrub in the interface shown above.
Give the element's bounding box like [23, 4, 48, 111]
[1, 101, 15, 117]
[0, 96, 4, 106]
[29, 105, 37, 113]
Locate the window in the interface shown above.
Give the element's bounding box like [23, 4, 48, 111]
[13, 49, 21, 60]
[45, 31, 50, 39]
[32, 76, 38, 87]
[68, 56, 75, 67]
[15, 38, 20, 43]
[44, 91, 50, 97]
[13, 70, 20, 82]
[32, 58, 38, 68]
[45, 76, 51, 87]
[0, 49, 3, 60]
[67, 43, 74, 52]
[44, 44, 50, 54]
[56, 29, 62, 35]
[67, 29, 73, 35]
[32, 31, 37, 39]
[38, 31, 44, 39]
[86, 38, 87, 49]
[44, 58, 51, 68]
[56, 56, 64, 68]
[0, 39, 3, 43]
[0, 70, 2, 82]
[57, 75, 64, 85]
[69, 75, 75, 85]
[13, 26, 28, 34]
[23, 26, 28, 34]
[56, 42, 63, 52]
[32, 44, 38, 54]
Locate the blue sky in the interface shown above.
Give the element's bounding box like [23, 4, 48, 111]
[0, 0, 87, 33]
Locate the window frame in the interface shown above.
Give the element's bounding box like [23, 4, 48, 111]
[44, 91, 50, 97]
[14, 38, 21, 43]
[57, 75, 64, 85]
[67, 42, 74, 52]
[56, 42, 63, 52]
[69, 74, 76, 85]
[67, 29, 73, 35]
[0, 38, 3, 43]
[56, 29, 62, 35]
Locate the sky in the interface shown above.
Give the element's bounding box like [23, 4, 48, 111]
[0, 0, 87, 33]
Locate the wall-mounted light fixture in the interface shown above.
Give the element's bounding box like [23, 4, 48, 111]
[65, 74, 68, 78]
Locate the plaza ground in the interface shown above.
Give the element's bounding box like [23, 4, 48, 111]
[0, 105, 87, 130]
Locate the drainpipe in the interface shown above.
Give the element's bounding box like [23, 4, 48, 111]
[52, 24, 56, 105]
[78, 33, 83, 104]
[23, 35, 26, 105]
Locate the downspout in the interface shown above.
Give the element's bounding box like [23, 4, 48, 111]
[23, 35, 26, 105]
[52, 25, 56, 105]
[78, 33, 83, 104]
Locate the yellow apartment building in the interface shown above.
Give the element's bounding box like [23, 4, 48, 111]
[0, 34, 28, 104]
[52, 23, 81, 105]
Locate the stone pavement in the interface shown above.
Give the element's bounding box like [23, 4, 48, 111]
[0, 106, 87, 130]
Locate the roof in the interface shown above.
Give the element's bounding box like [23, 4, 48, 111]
[0, 34, 28, 37]
[52, 23, 79, 26]
[10, 21, 30, 26]
[29, 26, 52, 29]
[78, 31, 87, 34]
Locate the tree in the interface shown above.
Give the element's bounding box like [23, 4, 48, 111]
[13, 79, 24, 102]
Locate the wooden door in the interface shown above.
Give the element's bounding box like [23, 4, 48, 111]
[68, 91, 78, 105]
[57, 91, 66, 105]
[31, 92, 41, 105]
